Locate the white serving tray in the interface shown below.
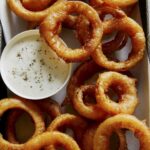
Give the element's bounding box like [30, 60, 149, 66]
[0, 0, 150, 149]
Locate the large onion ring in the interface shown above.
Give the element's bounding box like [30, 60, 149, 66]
[40, 1, 103, 62]
[93, 114, 150, 150]
[47, 114, 88, 146]
[24, 131, 80, 150]
[96, 71, 138, 115]
[7, 0, 64, 22]
[92, 16, 145, 71]
[73, 85, 107, 120]
[0, 98, 45, 150]
[82, 125, 127, 150]
[6, 99, 61, 144]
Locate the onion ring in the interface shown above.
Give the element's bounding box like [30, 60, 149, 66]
[82, 125, 127, 150]
[67, 60, 103, 101]
[0, 98, 45, 150]
[24, 131, 80, 150]
[7, 0, 64, 22]
[47, 114, 88, 146]
[6, 99, 61, 144]
[96, 71, 138, 115]
[73, 85, 107, 120]
[93, 114, 150, 150]
[22, 0, 53, 11]
[40, 1, 103, 62]
[92, 16, 145, 71]
[76, 4, 128, 54]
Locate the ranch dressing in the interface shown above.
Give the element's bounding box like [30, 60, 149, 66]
[3, 35, 70, 99]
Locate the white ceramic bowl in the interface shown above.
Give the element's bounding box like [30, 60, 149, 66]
[0, 30, 72, 100]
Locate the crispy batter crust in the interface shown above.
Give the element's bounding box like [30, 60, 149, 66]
[96, 71, 138, 115]
[24, 132, 80, 150]
[93, 115, 150, 150]
[0, 98, 45, 150]
[40, 1, 103, 62]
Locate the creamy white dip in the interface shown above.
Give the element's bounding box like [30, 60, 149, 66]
[1, 31, 71, 99]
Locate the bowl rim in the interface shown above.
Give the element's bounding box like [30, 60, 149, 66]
[0, 29, 72, 100]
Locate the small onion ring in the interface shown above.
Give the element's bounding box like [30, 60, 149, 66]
[24, 131, 80, 150]
[47, 114, 88, 146]
[6, 99, 61, 144]
[92, 16, 145, 71]
[0, 98, 45, 150]
[93, 114, 150, 150]
[40, 1, 103, 62]
[82, 125, 127, 150]
[67, 60, 103, 100]
[96, 71, 138, 115]
[7, 0, 64, 22]
[73, 85, 107, 120]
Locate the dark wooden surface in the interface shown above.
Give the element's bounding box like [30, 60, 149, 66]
[0, 22, 7, 99]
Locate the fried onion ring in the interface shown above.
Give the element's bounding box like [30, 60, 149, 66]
[6, 99, 61, 144]
[40, 1, 103, 62]
[24, 131, 80, 150]
[76, 5, 127, 54]
[82, 125, 127, 150]
[96, 71, 138, 115]
[47, 114, 88, 146]
[67, 60, 103, 100]
[93, 114, 150, 150]
[73, 85, 107, 120]
[7, 0, 64, 22]
[0, 98, 45, 150]
[92, 16, 145, 71]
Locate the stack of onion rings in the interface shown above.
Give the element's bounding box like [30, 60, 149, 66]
[6, 99, 61, 144]
[5, 0, 149, 149]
